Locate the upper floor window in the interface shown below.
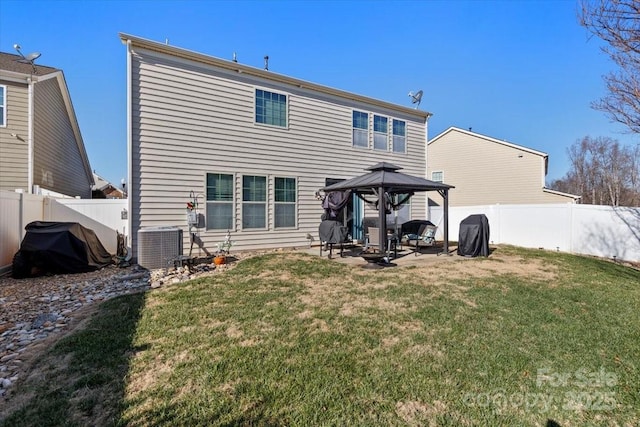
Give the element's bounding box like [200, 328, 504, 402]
[431, 171, 444, 183]
[352, 111, 369, 148]
[242, 175, 267, 229]
[373, 115, 388, 151]
[255, 89, 287, 127]
[0, 85, 6, 127]
[206, 173, 234, 230]
[274, 177, 296, 228]
[392, 119, 406, 153]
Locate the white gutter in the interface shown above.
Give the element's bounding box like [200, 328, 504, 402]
[119, 33, 430, 120]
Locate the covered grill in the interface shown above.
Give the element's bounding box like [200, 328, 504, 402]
[457, 214, 490, 257]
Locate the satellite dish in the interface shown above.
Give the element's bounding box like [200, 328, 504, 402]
[13, 44, 41, 73]
[408, 90, 423, 109]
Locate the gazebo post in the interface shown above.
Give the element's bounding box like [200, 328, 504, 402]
[443, 189, 450, 255]
[378, 185, 387, 255]
[438, 188, 450, 255]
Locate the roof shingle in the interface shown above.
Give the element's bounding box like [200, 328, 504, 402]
[0, 51, 58, 75]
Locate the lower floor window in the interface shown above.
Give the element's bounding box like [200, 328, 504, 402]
[242, 175, 267, 229]
[275, 177, 296, 228]
[205, 173, 298, 231]
[206, 173, 234, 230]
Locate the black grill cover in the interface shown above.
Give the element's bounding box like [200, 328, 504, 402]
[319, 220, 348, 244]
[16, 221, 113, 275]
[457, 214, 490, 257]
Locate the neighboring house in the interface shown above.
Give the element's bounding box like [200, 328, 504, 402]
[92, 172, 126, 199]
[120, 33, 433, 259]
[427, 127, 580, 207]
[0, 52, 93, 198]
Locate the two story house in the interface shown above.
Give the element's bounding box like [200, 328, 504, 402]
[120, 33, 433, 260]
[428, 127, 580, 207]
[0, 52, 93, 198]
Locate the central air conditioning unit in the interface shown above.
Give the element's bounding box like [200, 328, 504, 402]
[137, 226, 183, 269]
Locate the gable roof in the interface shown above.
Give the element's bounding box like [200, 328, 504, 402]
[92, 172, 111, 191]
[119, 33, 431, 121]
[429, 126, 549, 175]
[429, 126, 548, 158]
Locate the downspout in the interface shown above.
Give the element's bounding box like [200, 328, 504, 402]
[27, 76, 34, 193]
[126, 39, 133, 258]
[424, 113, 430, 217]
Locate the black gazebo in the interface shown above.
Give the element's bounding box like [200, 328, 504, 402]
[321, 162, 454, 255]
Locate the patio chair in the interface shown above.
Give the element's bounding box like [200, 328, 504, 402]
[402, 223, 437, 256]
[365, 227, 397, 259]
[365, 226, 381, 252]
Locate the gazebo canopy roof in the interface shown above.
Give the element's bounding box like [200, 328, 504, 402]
[320, 162, 454, 257]
[321, 162, 454, 194]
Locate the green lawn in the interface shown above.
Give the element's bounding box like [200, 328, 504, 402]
[2, 246, 639, 426]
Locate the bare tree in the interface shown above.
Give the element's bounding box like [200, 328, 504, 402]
[550, 136, 640, 206]
[580, 0, 640, 133]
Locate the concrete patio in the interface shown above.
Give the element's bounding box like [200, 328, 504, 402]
[300, 242, 466, 268]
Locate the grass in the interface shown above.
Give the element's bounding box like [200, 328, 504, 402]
[1, 246, 639, 426]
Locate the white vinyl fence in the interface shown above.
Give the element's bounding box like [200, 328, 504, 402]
[429, 203, 640, 262]
[0, 191, 127, 274]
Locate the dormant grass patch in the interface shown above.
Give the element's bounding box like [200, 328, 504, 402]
[1, 246, 638, 426]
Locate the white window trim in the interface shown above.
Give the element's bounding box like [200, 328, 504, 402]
[352, 110, 369, 149]
[0, 85, 6, 127]
[373, 114, 388, 151]
[273, 176, 298, 229]
[431, 170, 444, 183]
[205, 172, 236, 231]
[254, 87, 289, 130]
[241, 174, 268, 230]
[392, 119, 407, 154]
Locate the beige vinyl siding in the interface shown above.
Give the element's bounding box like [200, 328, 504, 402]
[0, 81, 29, 192]
[542, 190, 578, 203]
[32, 78, 91, 198]
[130, 48, 427, 256]
[428, 130, 554, 206]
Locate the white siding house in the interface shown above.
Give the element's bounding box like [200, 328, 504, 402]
[121, 33, 432, 260]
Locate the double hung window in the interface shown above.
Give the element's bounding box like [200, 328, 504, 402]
[274, 177, 296, 228]
[242, 175, 267, 229]
[392, 119, 406, 153]
[352, 111, 369, 148]
[0, 86, 6, 127]
[373, 115, 388, 150]
[206, 173, 234, 230]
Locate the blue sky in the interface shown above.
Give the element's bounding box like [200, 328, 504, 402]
[1, 0, 636, 187]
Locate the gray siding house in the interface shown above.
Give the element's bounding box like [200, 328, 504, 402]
[121, 33, 432, 259]
[428, 127, 580, 207]
[0, 52, 93, 198]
